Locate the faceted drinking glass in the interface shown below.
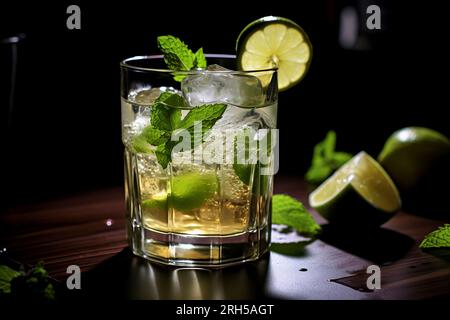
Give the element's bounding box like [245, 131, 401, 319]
[120, 55, 278, 267]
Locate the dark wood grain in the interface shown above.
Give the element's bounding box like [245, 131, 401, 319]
[1, 177, 449, 299]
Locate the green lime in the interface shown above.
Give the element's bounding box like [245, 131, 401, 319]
[142, 191, 168, 212]
[236, 16, 312, 91]
[378, 127, 450, 190]
[309, 152, 401, 226]
[171, 172, 218, 211]
[141, 172, 218, 212]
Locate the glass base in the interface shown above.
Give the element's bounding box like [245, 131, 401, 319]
[129, 224, 270, 267]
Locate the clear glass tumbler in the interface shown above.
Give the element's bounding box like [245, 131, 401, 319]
[120, 55, 278, 267]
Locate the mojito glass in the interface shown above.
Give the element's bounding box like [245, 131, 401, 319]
[120, 55, 278, 266]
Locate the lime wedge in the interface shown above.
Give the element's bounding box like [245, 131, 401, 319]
[171, 172, 218, 211]
[309, 152, 401, 226]
[378, 127, 450, 190]
[236, 16, 312, 91]
[142, 172, 218, 213]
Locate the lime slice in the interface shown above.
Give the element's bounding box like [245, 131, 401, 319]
[309, 152, 401, 226]
[378, 127, 450, 190]
[171, 172, 217, 211]
[236, 16, 312, 91]
[142, 172, 218, 212]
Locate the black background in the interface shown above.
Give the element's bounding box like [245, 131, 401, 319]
[1, 1, 449, 205]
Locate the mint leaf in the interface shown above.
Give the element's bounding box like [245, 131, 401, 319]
[157, 35, 207, 81]
[136, 91, 226, 169]
[323, 130, 336, 158]
[272, 194, 321, 237]
[43, 283, 56, 300]
[141, 126, 170, 146]
[157, 35, 195, 71]
[132, 136, 152, 153]
[333, 151, 353, 164]
[232, 128, 258, 185]
[151, 92, 185, 131]
[170, 109, 182, 129]
[132, 92, 183, 154]
[155, 143, 172, 169]
[305, 165, 332, 183]
[194, 48, 207, 69]
[179, 103, 227, 150]
[156, 91, 188, 110]
[1, 262, 55, 300]
[233, 163, 253, 185]
[0, 265, 21, 294]
[420, 224, 450, 249]
[305, 131, 352, 184]
[179, 104, 227, 130]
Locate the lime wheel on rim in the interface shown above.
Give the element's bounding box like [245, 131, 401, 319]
[236, 16, 312, 91]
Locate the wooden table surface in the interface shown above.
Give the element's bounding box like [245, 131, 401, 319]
[1, 177, 449, 300]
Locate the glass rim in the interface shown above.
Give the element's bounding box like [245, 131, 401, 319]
[120, 54, 278, 74]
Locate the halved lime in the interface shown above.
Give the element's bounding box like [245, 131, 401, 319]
[141, 172, 218, 212]
[309, 152, 401, 226]
[378, 127, 450, 190]
[236, 16, 312, 91]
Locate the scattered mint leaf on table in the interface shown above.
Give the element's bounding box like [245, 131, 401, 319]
[0, 261, 55, 300]
[0, 265, 21, 294]
[420, 224, 450, 249]
[272, 194, 321, 237]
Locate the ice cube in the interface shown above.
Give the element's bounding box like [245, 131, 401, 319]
[129, 87, 161, 105]
[181, 65, 265, 107]
[207, 64, 230, 71]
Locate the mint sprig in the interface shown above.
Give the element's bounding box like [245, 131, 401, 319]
[0, 262, 55, 300]
[420, 224, 450, 249]
[133, 92, 226, 168]
[272, 194, 321, 237]
[0, 265, 21, 294]
[305, 131, 352, 184]
[157, 35, 207, 81]
[132, 35, 224, 168]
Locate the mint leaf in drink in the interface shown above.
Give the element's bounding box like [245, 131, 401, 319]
[0, 265, 21, 294]
[179, 103, 227, 150]
[272, 194, 321, 237]
[157, 35, 207, 81]
[155, 143, 172, 169]
[194, 48, 207, 69]
[151, 92, 185, 131]
[155, 91, 188, 110]
[131, 136, 153, 154]
[136, 91, 226, 168]
[232, 128, 257, 185]
[170, 109, 182, 129]
[141, 126, 170, 146]
[305, 131, 352, 184]
[420, 224, 450, 249]
[179, 103, 227, 130]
